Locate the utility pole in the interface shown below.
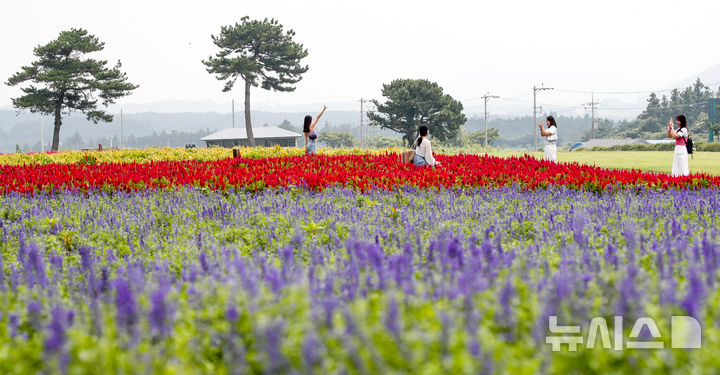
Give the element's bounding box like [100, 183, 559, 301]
[232, 99, 235, 128]
[360, 98, 371, 148]
[120, 108, 125, 149]
[581, 93, 600, 139]
[481, 93, 499, 148]
[40, 118, 44, 152]
[533, 85, 553, 151]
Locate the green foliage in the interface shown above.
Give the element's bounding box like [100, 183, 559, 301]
[277, 119, 297, 133]
[367, 79, 467, 145]
[580, 119, 616, 141]
[203, 17, 308, 93]
[366, 136, 404, 149]
[697, 142, 720, 152]
[618, 79, 718, 139]
[5, 28, 138, 152]
[467, 128, 500, 146]
[320, 131, 355, 148]
[575, 143, 676, 152]
[436, 128, 500, 148]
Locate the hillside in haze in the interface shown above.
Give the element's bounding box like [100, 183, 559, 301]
[1, 108, 596, 153]
[0, 110, 366, 153]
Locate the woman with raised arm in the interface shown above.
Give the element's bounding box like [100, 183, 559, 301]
[413, 125, 441, 167]
[667, 114, 690, 176]
[303, 105, 327, 155]
[539, 115, 558, 161]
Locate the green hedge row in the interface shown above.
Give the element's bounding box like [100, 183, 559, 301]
[576, 141, 720, 152]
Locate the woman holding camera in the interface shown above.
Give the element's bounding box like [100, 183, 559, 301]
[539, 115, 558, 161]
[667, 114, 689, 176]
[303, 105, 327, 155]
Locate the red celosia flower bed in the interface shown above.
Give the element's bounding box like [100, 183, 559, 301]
[0, 153, 717, 194]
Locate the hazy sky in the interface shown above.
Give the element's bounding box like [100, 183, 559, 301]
[2, 0, 719, 116]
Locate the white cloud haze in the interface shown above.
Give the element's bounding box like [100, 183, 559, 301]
[1, 0, 719, 116]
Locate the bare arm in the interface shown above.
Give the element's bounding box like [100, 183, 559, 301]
[310, 105, 327, 132]
[667, 118, 685, 139]
[539, 123, 552, 136]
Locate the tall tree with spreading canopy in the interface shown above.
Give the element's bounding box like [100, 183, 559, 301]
[6, 28, 138, 151]
[367, 79, 466, 145]
[203, 17, 309, 146]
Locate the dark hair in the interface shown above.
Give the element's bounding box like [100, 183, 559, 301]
[416, 125, 429, 146]
[676, 114, 687, 129]
[546, 116, 557, 128]
[303, 115, 312, 133]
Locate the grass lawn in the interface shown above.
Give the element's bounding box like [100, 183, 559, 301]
[497, 151, 720, 175]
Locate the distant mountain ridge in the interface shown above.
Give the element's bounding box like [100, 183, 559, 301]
[673, 62, 720, 89]
[0, 109, 366, 153]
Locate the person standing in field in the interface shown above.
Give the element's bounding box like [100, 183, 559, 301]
[539, 116, 558, 161]
[667, 114, 690, 176]
[303, 105, 327, 155]
[413, 125, 441, 167]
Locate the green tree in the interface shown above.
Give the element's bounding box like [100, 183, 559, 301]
[366, 136, 404, 149]
[580, 119, 615, 141]
[64, 131, 86, 150]
[277, 119, 297, 132]
[468, 128, 500, 146]
[618, 80, 719, 139]
[321, 131, 355, 148]
[6, 28, 138, 151]
[367, 79, 467, 144]
[203, 17, 309, 147]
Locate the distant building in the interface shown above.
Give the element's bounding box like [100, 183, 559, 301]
[201, 127, 301, 148]
[573, 138, 648, 150]
[645, 140, 675, 145]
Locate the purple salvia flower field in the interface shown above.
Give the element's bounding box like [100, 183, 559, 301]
[0, 186, 718, 373]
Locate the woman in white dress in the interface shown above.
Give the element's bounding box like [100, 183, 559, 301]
[413, 125, 441, 168]
[539, 116, 558, 161]
[667, 114, 689, 176]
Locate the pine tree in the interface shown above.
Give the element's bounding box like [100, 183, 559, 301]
[203, 17, 309, 147]
[367, 79, 466, 144]
[6, 29, 137, 151]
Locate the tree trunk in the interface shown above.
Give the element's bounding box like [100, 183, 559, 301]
[51, 103, 63, 152]
[244, 79, 255, 147]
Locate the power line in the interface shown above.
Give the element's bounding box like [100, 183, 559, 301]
[494, 97, 711, 111]
[554, 81, 720, 95]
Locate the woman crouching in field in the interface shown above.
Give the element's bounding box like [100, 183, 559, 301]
[413, 125, 441, 167]
[539, 116, 558, 161]
[667, 114, 690, 176]
[303, 105, 327, 155]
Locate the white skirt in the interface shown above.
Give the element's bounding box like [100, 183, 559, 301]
[671, 145, 689, 176]
[544, 144, 557, 161]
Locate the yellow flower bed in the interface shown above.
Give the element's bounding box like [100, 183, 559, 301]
[0, 146, 404, 165]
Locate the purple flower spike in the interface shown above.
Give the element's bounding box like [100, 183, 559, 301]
[681, 268, 705, 318]
[45, 305, 73, 353]
[384, 298, 400, 337]
[150, 287, 172, 338]
[114, 276, 138, 334]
